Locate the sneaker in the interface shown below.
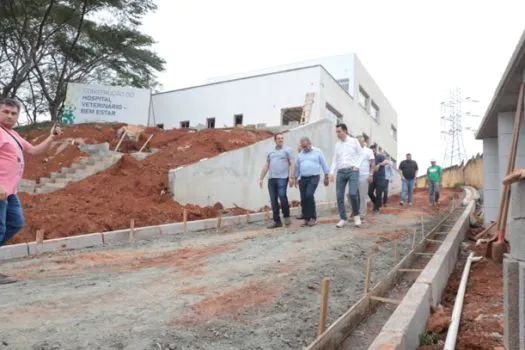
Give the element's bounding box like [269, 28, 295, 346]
[307, 219, 316, 227]
[0, 273, 17, 285]
[336, 220, 346, 228]
[408, 202, 413, 207]
[354, 216, 361, 227]
[399, 201, 404, 206]
[267, 221, 283, 229]
[284, 217, 292, 226]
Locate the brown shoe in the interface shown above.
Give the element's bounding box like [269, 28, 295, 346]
[0, 273, 17, 285]
[267, 221, 283, 229]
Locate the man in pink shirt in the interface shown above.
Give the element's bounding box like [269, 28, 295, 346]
[0, 98, 62, 284]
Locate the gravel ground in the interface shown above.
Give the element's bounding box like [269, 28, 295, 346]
[0, 207, 444, 350]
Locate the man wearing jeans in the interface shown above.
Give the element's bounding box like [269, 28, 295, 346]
[426, 159, 442, 206]
[398, 153, 419, 207]
[357, 135, 375, 220]
[259, 133, 295, 228]
[368, 144, 389, 213]
[329, 123, 363, 228]
[295, 137, 329, 227]
[0, 98, 62, 284]
[383, 156, 393, 207]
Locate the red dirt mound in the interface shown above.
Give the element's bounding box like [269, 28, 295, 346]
[12, 128, 272, 244]
[23, 143, 89, 181]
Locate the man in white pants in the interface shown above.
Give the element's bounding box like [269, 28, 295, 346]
[357, 135, 375, 221]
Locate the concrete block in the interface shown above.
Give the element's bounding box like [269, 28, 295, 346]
[102, 229, 132, 245]
[43, 182, 66, 190]
[134, 226, 162, 240]
[0, 243, 28, 260]
[508, 220, 525, 261]
[510, 182, 525, 220]
[368, 330, 406, 350]
[380, 282, 431, 349]
[39, 177, 54, 185]
[70, 163, 86, 170]
[415, 250, 451, 307]
[519, 262, 525, 350]
[59, 167, 75, 174]
[53, 177, 71, 185]
[19, 179, 36, 186]
[35, 187, 53, 194]
[49, 171, 66, 179]
[157, 223, 184, 235]
[504, 258, 520, 350]
[28, 233, 103, 254]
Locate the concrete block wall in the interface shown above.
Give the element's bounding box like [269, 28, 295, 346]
[483, 138, 499, 224]
[505, 180, 525, 350]
[169, 119, 402, 210]
[497, 111, 525, 220]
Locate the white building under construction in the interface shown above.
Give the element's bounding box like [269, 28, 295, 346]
[151, 54, 399, 164]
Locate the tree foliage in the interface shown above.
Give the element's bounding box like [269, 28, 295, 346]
[0, 0, 164, 122]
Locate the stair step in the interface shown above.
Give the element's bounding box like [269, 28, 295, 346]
[39, 177, 54, 185]
[71, 163, 86, 170]
[49, 172, 66, 179]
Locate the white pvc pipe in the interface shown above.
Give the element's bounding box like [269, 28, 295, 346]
[444, 252, 482, 350]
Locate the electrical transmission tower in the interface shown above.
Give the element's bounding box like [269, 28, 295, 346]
[441, 87, 468, 168]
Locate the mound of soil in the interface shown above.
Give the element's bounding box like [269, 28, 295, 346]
[12, 128, 272, 244]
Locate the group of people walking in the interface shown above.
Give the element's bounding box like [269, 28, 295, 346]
[260, 123, 443, 229]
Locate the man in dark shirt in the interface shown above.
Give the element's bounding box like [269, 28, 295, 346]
[398, 153, 419, 207]
[368, 144, 388, 213]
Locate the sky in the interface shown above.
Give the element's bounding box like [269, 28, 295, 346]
[141, 0, 525, 167]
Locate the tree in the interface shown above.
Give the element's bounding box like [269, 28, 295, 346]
[0, 0, 165, 122]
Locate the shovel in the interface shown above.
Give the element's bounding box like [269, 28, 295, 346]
[485, 82, 524, 261]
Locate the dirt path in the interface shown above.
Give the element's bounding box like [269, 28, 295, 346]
[0, 208, 441, 350]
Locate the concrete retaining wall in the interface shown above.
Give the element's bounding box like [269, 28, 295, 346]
[169, 119, 402, 210]
[368, 194, 475, 350]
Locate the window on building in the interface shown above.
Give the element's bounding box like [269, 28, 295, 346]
[337, 78, 350, 92]
[281, 107, 303, 125]
[391, 124, 397, 141]
[207, 117, 215, 129]
[358, 86, 369, 110]
[234, 114, 243, 126]
[325, 103, 343, 124]
[180, 121, 190, 128]
[370, 101, 380, 121]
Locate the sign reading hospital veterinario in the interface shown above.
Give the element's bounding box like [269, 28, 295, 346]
[62, 83, 151, 125]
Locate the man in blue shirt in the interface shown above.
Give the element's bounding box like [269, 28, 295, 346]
[368, 144, 389, 213]
[294, 137, 329, 226]
[259, 133, 295, 228]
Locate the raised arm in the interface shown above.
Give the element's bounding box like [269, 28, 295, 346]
[25, 124, 62, 156]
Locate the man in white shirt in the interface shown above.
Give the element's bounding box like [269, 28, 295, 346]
[357, 135, 375, 220]
[329, 123, 363, 227]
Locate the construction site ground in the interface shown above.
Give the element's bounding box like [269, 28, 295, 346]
[0, 189, 459, 350]
[12, 123, 272, 245]
[421, 233, 504, 350]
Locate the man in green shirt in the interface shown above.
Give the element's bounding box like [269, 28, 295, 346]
[426, 159, 442, 206]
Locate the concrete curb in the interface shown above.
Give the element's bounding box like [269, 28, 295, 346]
[0, 201, 339, 262]
[368, 194, 476, 350]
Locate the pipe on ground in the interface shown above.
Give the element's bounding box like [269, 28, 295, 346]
[444, 252, 482, 350]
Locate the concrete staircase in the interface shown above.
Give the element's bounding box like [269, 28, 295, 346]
[18, 142, 160, 195]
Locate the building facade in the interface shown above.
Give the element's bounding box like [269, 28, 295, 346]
[475, 29, 525, 349]
[151, 54, 398, 163]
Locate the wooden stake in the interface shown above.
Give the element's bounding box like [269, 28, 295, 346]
[369, 296, 401, 305]
[35, 229, 44, 244]
[129, 219, 135, 242]
[216, 211, 223, 232]
[393, 240, 398, 264]
[318, 278, 330, 337]
[420, 216, 425, 241]
[265, 209, 270, 223]
[246, 212, 250, 223]
[114, 130, 127, 152]
[183, 209, 188, 233]
[411, 230, 417, 250]
[364, 256, 372, 295]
